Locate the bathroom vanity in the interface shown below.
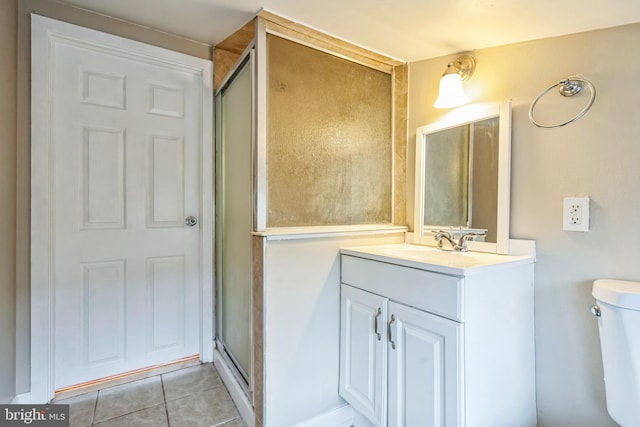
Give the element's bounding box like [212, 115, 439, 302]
[338, 244, 536, 427]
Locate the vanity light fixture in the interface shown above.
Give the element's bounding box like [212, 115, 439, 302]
[433, 54, 476, 109]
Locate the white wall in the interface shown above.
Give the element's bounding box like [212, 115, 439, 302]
[408, 23, 640, 427]
[262, 232, 404, 426]
[0, 0, 18, 403]
[10, 0, 211, 395]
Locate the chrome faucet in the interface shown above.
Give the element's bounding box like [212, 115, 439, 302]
[433, 231, 459, 251]
[433, 230, 487, 252]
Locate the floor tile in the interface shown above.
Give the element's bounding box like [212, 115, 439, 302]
[92, 404, 168, 427]
[166, 387, 240, 427]
[93, 376, 164, 423]
[162, 363, 223, 401]
[55, 391, 97, 427]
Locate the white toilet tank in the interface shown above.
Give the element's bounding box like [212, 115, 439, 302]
[592, 279, 640, 427]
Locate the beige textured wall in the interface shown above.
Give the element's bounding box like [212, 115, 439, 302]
[0, 0, 18, 404]
[11, 0, 211, 395]
[409, 24, 640, 427]
[267, 34, 392, 227]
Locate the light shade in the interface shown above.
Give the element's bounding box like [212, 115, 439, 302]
[433, 54, 476, 109]
[433, 72, 469, 108]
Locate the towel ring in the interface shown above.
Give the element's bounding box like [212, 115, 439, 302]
[528, 77, 596, 128]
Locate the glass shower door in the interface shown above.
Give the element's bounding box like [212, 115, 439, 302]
[215, 53, 253, 390]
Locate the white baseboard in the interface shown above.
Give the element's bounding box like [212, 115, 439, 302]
[352, 410, 376, 427]
[12, 391, 53, 404]
[11, 392, 34, 404]
[213, 349, 255, 427]
[294, 404, 354, 427]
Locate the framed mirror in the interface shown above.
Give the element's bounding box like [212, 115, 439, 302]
[414, 101, 512, 254]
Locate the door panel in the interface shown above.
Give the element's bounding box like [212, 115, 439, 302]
[388, 302, 462, 427]
[147, 135, 185, 227]
[339, 284, 387, 426]
[82, 260, 126, 366]
[81, 126, 126, 229]
[147, 256, 186, 352]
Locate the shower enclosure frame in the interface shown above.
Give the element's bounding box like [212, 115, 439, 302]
[214, 47, 256, 403]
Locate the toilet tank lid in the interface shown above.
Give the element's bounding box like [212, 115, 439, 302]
[593, 279, 640, 310]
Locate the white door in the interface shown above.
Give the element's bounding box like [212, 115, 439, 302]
[339, 284, 388, 426]
[387, 302, 462, 427]
[31, 15, 213, 395]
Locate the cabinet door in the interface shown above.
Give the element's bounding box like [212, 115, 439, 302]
[339, 284, 388, 426]
[387, 302, 462, 427]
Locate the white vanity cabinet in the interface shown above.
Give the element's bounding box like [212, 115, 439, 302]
[339, 245, 536, 427]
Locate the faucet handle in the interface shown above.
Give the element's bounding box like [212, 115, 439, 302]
[431, 230, 449, 249]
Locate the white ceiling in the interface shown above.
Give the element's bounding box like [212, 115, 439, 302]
[62, 0, 640, 61]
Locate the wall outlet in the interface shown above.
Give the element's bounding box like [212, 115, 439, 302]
[563, 197, 590, 232]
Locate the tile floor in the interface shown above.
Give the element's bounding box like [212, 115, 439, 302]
[56, 363, 246, 427]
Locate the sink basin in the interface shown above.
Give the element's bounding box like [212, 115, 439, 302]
[375, 245, 485, 266]
[341, 243, 532, 274]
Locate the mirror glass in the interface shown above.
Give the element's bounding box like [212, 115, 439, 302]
[414, 102, 512, 254]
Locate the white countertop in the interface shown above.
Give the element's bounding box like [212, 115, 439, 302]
[340, 243, 534, 276]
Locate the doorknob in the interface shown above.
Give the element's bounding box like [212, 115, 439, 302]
[185, 216, 198, 227]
